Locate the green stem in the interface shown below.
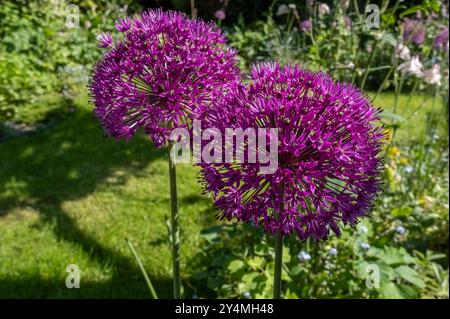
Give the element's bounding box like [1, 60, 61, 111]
[373, 63, 395, 101]
[360, 39, 379, 90]
[126, 238, 158, 299]
[273, 228, 283, 299]
[169, 142, 181, 299]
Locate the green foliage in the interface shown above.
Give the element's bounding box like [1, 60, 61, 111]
[0, 0, 139, 124]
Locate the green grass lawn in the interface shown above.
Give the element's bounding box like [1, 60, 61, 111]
[0, 92, 446, 298]
[371, 92, 446, 143]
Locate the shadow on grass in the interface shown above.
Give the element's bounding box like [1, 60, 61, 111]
[0, 275, 172, 298]
[0, 107, 174, 298]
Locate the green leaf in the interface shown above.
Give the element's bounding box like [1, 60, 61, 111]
[207, 277, 223, 290]
[375, 247, 413, 266]
[399, 5, 424, 17]
[247, 256, 265, 270]
[380, 282, 405, 299]
[192, 271, 208, 280]
[381, 33, 397, 46]
[391, 206, 413, 217]
[125, 238, 158, 299]
[228, 260, 245, 273]
[379, 111, 406, 124]
[395, 265, 425, 288]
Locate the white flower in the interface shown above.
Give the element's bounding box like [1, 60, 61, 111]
[359, 225, 368, 234]
[297, 251, 312, 262]
[394, 42, 411, 61]
[328, 248, 338, 256]
[340, 0, 350, 10]
[395, 225, 406, 235]
[360, 242, 371, 250]
[397, 55, 423, 77]
[276, 3, 297, 16]
[422, 64, 442, 86]
[404, 165, 414, 173]
[318, 3, 330, 16]
[276, 4, 290, 16]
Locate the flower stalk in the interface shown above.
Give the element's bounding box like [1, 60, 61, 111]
[169, 142, 181, 299]
[273, 227, 283, 299]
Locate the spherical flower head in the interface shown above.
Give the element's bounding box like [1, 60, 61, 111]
[433, 27, 449, 51]
[198, 63, 385, 241]
[300, 19, 312, 33]
[214, 9, 226, 21]
[89, 9, 240, 147]
[402, 18, 426, 45]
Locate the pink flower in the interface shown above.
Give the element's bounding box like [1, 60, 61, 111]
[422, 64, 441, 86]
[214, 9, 226, 21]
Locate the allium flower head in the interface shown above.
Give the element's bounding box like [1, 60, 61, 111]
[402, 18, 426, 45]
[300, 19, 312, 33]
[90, 10, 240, 147]
[214, 9, 226, 20]
[433, 27, 449, 51]
[198, 63, 385, 240]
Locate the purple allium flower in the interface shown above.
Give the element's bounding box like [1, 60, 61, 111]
[90, 10, 240, 147]
[115, 16, 132, 32]
[402, 18, 426, 45]
[214, 9, 226, 21]
[300, 19, 312, 33]
[198, 63, 385, 240]
[96, 32, 113, 48]
[433, 27, 449, 50]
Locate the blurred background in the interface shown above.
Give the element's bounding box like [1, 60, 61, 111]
[0, 0, 448, 298]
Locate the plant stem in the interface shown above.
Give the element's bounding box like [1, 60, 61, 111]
[126, 238, 158, 299]
[273, 225, 283, 299]
[360, 39, 379, 90]
[169, 142, 181, 299]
